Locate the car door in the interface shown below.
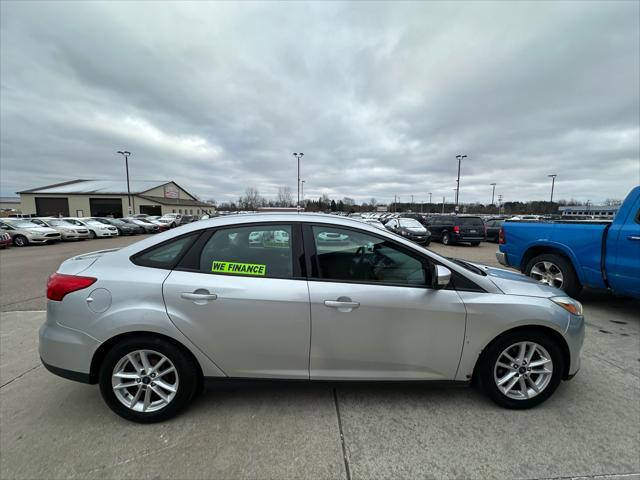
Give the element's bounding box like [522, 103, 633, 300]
[162, 223, 311, 379]
[607, 201, 640, 298]
[305, 224, 467, 380]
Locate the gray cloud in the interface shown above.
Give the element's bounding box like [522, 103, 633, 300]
[1, 1, 638, 204]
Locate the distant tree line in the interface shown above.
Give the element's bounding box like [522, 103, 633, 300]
[211, 187, 621, 216]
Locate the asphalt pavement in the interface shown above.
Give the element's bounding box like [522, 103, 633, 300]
[0, 236, 638, 479]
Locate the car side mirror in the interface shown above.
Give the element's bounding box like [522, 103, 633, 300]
[431, 265, 452, 289]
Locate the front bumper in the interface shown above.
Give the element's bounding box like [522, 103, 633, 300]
[29, 235, 61, 244]
[564, 313, 585, 378]
[39, 318, 99, 383]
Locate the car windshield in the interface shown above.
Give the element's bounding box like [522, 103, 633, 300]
[48, 220, 72, 226]
[64, 219, 83, 225]
[87, 221, 104, 226]
[108, 219, 125, 225]
[448, 257, 487, 276]
[399, 218, 423, 228]
[458, 217, 484, 226]
[5, 221, 40, 228]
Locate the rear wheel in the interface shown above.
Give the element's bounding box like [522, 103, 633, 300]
[441, 232, 451, 245]
[478, 330, 564, 409]
[99, 336, 199, 423]
[525, 253, 581, 297]
[470, 242, 480, 246]
[13, 235, 28, 247]
[89, 230, 97, 239]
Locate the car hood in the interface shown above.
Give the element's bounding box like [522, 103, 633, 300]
[22, 226, 58, 234]
[469, 262, 562, 298]
[403, 226, 427, 234]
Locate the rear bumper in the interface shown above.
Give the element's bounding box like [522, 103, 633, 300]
[496, 251, 509, 266]
[39, 317, 99, 383]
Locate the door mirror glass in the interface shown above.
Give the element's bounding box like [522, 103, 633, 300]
[432, 265, 452, 289]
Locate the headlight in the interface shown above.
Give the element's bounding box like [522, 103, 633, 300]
[550, 296, 583, 316]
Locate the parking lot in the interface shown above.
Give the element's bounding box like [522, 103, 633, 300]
[1, 236, 638, 479]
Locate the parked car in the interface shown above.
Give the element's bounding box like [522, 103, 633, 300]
[0, 232, 12, 248]
[30, 218, 89, 241]
[119, 218, 146, 234]
[385, 217, 431, 245]
[65, 218, 119, 238]
[160, 213, 182, 227]
[91, 218, 139, 236]
[426, 215, 486, 245]
[125, 218, 160, 234]
[360, 218, 387, 230]
[0, 219, 61, 246]
[40, 214, 584, 422]
[398, 213, 429, 227]
[484, 218, 505, 243]
[498, 186, 640, 299]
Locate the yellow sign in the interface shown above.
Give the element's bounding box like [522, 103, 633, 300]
[211, 261, 266, 276]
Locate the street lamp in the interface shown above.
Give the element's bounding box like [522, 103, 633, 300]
[293, 153, 304, 210]
[117, 150, 132, 215]
[301, 180, 305, 205]
[455, 154, 467, 212]
[490, 183, 497, 208]
[548, 174, 557, 203]
[428, 192, 432, 204]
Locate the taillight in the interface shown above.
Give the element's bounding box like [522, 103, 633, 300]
[453, 226, 460, 233]
[499, 227, 506, 244]
[47, 273, 96, 301]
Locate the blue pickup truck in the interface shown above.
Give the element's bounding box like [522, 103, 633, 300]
[497, 186, 640, 299]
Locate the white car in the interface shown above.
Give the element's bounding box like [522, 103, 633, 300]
[317, 231, 350, 242]
[64, 218, 119, 238]
[30, 218, 89, 241]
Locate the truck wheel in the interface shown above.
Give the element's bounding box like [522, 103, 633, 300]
[525, 254, 581, 297]
[442, 232, 451, 245]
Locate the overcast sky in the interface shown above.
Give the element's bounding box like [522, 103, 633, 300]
[1, 1, 639, 205]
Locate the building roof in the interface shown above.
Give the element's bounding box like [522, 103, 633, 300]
[137, 195, 214, 207]
[18, 179, 174, 195]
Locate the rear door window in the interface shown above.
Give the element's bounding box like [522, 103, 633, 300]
[131, 233, 199, 269]
[458, 217, 484, 226]
[198, 225, 293, 278]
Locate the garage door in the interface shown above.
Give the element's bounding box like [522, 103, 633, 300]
[90, 198, 123, 218]
[35, 197, 69, 217]
[140, 205, 162, 215]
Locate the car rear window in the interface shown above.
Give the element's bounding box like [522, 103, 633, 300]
[458, 217, 484, 226]
[131, 233, 200, 269]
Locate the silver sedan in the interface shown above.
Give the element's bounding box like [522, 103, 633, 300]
[40, 214, 584, 422]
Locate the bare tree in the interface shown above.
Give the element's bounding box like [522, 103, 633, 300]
[240, 187, 262, 210]
[276, 186, 294, 207]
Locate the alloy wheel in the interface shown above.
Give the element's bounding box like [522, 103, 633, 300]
[530, 261, 563, 288]
[493, 341, 553, 400]
[111, 350, 179, 413]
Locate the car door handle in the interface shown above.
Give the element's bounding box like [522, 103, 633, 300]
[628, 235, 640, 241]
[181, 292, 218, 302]
[324, 300, 360, 310]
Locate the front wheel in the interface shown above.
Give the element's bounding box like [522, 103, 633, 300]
[99, 336, 200, 423]
[13, 235, 28, 247]
[525, 253, 581, 297]
[478, 330, 564, 409]
[89, 230, 97, 239]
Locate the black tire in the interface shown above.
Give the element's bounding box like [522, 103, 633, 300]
[478, 329, 564, 409]
[525, 253, 581, 297]
[470, 242, 481, 246]
[98, 336, 200, 423]
[441, 232, 451, 245]
[424, 239, 431, 247]
[89, 230, 97, 239]
[13, 235, 28, 247]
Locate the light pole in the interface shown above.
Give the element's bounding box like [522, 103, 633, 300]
[455, 154, 467, 212]
[442, 196, 445, 214]
[117, 150, 132, 215]
[292, 153, 304, 209]
[411, 194, 414, 211]
[490, 183, 496, 210]
[548, 174, 557, 203]
[428, 192, 432, 204]
[301, 180, 305, 206]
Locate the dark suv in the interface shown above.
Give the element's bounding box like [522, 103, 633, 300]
[426, 215, 485, 246]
